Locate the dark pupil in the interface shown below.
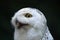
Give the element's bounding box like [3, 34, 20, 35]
[25, 13, 32, 18]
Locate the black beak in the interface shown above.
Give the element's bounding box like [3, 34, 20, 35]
[16, 19, 29, 29]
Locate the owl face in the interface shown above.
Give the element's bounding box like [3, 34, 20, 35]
[11, 7, 47, 30]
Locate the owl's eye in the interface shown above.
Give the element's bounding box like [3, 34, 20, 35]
[24, 13, 32, 18]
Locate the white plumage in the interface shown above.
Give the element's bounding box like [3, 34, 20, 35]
[11, 7, 54, 40]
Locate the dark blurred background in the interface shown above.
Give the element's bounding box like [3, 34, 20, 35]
[0, 0, 60, 40]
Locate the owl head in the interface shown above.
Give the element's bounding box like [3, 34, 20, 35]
[11, 7, 47, 31]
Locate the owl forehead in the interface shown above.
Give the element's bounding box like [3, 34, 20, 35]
[16, 8, 40, 17]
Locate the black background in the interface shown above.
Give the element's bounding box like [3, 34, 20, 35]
[0, 0, 60, 40]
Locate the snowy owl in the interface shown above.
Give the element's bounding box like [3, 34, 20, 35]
[11, 7, 54, 40]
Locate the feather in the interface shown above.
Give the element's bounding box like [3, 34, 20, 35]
[11, 7, 54, 40]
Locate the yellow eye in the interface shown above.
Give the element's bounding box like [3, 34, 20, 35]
[24, 13, 32, 18]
